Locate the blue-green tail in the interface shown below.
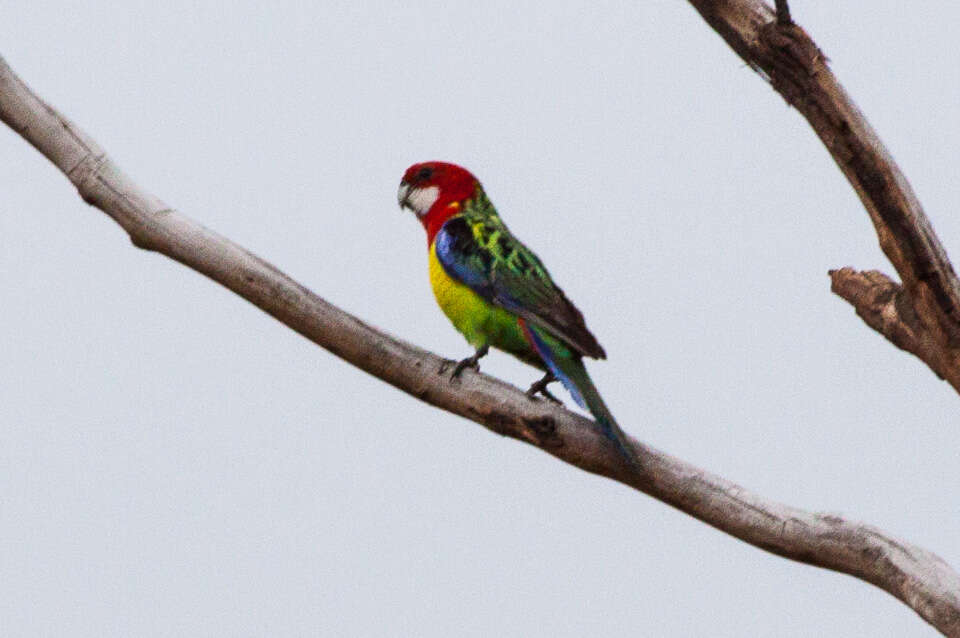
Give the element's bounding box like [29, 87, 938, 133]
[555, 356, 641, 469]
[523, 324, 640, 469]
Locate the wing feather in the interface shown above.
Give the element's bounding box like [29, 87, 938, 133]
[435, 216, 606, 359]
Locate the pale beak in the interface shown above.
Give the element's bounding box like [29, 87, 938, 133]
[397, 181, 412, 211]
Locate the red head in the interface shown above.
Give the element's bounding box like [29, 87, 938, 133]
[398, 161, 480, 244]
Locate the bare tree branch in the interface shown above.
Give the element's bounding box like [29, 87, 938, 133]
[686, 0, 960, 394]
[2, 54, 959, 635]
[829, 268, 941, 370]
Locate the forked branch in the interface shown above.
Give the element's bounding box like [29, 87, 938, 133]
[2, 53, 958, 634]
[686, 0, 960, 393]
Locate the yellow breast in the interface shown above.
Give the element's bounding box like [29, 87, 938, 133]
[428, 241, 489, 348]
[427, 240, 539, 364]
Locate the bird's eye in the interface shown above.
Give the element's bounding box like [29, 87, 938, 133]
[417, 166, 433, 181]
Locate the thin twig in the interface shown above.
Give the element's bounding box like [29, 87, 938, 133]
[774, 0, 793, 25]
[1, 53, 958, 636]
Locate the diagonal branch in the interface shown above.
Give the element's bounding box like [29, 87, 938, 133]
[685, 0, 960, 394]
[2, 54, 959, 635]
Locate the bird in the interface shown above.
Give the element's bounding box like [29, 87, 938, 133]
[397, 161, 639, 468]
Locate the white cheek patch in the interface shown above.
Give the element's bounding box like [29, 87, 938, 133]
[408, 185, 440, 216]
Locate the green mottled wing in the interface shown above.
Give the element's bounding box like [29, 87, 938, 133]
[435, 189, 606, 359]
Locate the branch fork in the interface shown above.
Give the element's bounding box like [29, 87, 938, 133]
[687, 0, 960, 396]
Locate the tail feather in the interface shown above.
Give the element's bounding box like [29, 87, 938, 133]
[555, 356, 641, 469]
[520, 321, 640, 469]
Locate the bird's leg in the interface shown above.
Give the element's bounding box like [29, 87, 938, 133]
[526, 372, 562, 404]
[451, 344, 489, 379]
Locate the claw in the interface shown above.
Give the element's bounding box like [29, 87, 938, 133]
[526, 372, 562, 404]
[451, 344, 489, 379]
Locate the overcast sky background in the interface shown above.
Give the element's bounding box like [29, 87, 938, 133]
[2, 2, 958, 636]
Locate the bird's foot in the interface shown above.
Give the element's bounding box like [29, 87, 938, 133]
[451, 344, 489, 379]
[526, 372, 562, 405]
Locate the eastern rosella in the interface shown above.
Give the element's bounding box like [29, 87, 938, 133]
[398, 161, 639, 466]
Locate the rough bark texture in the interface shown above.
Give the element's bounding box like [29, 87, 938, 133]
[2, 52, 959, 635]
[685, 0, 960, 394]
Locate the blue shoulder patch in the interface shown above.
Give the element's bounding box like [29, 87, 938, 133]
[435, 218, 494, 296]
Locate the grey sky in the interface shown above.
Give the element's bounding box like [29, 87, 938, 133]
[2, 1, 958, 636]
